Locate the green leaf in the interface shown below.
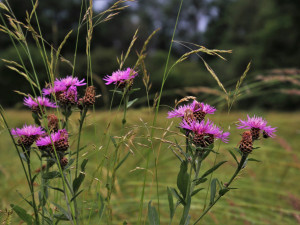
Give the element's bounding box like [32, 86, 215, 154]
[10, 204, 33, 225]
[97, 193, 105, 220]
[73, 159, 88, 193]
[191, 188, 204, 197]
[177, 161, 190, 199]
[148, 201, 160, 225]
[170, 187, 185, 205]
[200, 161, 227, 179]
[53, 213, 70, 221]
[110, 136, 118, 148]
[70, 190, 83, 202]
[52, 203, 72, 221]
[210, 178, 217, 205]
[42, 171, 61, 179]
[194, 177, 208, 185]
[81, 159, 88, 171]
[179, 196, 191, 225]
[128, 88, 141, 95]
[248, 158, 261, 162]
[127, 98, 138, 108]
[167, 187, 175, 220]
[199, 150, 211, 162]
[219, 188, 230, 196]
[115, 152, 131, 171]
[47, 186, 65, 193]
[228, 150, 239, 164]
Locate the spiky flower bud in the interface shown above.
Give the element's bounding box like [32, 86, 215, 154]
[239, 131, 253, 154]
[47, 114, 59, 132]
[83, 86, 96, 106]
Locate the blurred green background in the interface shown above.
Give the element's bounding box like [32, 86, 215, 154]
[0, 0, 299, 110]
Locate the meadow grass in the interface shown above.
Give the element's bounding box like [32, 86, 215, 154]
[0, 109, 299, 224]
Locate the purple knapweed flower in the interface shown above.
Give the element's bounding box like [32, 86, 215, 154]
[168, 100, 216, 122]
[237, 115, 276, 140]
[54, 76, 86, 89]
[11, 124, 45, 147]
[103, 68, 138, 86]
[36, 129, 69, 151]
[180, 119, 230, 147]
[24, 96, 57, 113]
[43, 76, 85, 105]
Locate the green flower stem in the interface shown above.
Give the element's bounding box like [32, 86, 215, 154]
[193, 154, 248, 224]
[75, 107, 88, 178]
[122, 93, 129, 127]
[106, 91, 129, 224]
[25, 150, 40, 225]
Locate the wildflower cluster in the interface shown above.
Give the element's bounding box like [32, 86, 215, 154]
[166, 99, 277, 224]
[11, 76, 96, 167]
[237, 115, 277, 154]
[168, 100, 229, 148]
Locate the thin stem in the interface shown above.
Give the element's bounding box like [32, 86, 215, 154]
[26, 150, 40, 225]
[193, 154, 248, 224]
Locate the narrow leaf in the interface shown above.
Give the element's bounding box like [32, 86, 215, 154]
[170, 187, 185, 205]
[167, 187, 175, 219]
[200, 161, 227, 179]
[248, 158, 261, 162]
[210, 178, 217, 205]
[70, 190, 83, 202]
[42, 171, 61, 179]
[191, 188, 204, 197]
[177, 161, 190, 199]
[127, 98, 138, 108]
[52, 203, 72, 220]
[115, 152, 130, 171]
[10, 204, 33, 225]
[228, 150, 238, 164]
[148, 201, 160, 225]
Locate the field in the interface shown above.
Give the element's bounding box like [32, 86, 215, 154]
[0, 109, 299, 224]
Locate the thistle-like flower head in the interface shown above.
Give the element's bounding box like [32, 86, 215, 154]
[11, 124, 45, 137]
[54, 76, 86, 88]
[36, 129, 69, 151]
[180, 119, 230, 143]
[11, 124, 45, 147]
[103, 68, 138, 85]
[24, 96, 58, 109]
[237, 115, 276, 138]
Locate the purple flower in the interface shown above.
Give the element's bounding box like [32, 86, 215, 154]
[42, 84, 66, 96]
[180, 119, 230, 143]
[24, 96, 58, 112]
[103, 68, 138, 85]
[36, 129, 69, 151]
[237, 115, 276, 139]
[54, 76, 86, 89]
[11, 124, 45, 137]
[11, 124, 45, 147]
[168, 100, 216, 122]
